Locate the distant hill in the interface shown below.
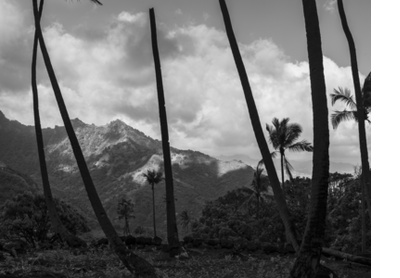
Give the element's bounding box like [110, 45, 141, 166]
[0, 161, 39, 206]
[0, 111, 254, 236]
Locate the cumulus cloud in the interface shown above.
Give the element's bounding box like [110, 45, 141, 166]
[0, 9, 369, 166]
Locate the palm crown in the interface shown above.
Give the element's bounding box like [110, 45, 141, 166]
[330, 72, 371, 129]
[266, 118, 313, 188]
[143, 169, 163, 188]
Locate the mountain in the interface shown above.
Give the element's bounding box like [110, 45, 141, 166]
[0, 111, 254, 236]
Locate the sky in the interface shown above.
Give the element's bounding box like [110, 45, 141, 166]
[0, 0, 371, 167]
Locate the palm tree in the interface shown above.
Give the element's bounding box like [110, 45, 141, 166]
[240, 160, 270, 219]
[179, 210, 191, 233]
[143, 170, 163, 238]
[219, 0, 300, 252]
[290, 0, 335, 277]
[266, 118, 313, 193]
[117, 197, 135, 236]
[337, 0, 371, 218]
[32, 1, 157, 276]
[149, 8, 180, 255]
[330, 80, 371, 129]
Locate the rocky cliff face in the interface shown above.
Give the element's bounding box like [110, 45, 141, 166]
[0, 112, 254, 236]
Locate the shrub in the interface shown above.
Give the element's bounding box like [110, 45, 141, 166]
[0, 193, 90, 247]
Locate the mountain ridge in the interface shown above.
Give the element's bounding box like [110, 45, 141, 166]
[0, 111, 254, 237]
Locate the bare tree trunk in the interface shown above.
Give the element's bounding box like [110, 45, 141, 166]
[31, 0, 86, 249]
[32, 1, 157, 276]
[152, 184, 157, 238]
[290, 0, 335, 277]
[361, 188, 366, 253]
[219, 0, 299, 252]
[322, 247, 370, 265]
[337, 0, 371, 219]
[149, 8, 180, 255]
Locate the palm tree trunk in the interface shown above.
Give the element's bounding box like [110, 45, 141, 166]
[149, 8, 180, 254]
[337, 0, 371, 219]
[32, 1, 157, 276]
[361, 182, 366, 253]
[219, 0, 299, 252]
[290, 0, 335, 276]
[152, 184, 157, 238]
[31, 0, 86, 249]
[125, 216, 131, 236]
[280, 151, 285, 193]
[256, 196, 260, 220]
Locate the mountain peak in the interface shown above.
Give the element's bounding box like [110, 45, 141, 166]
[108, 119, 128, 128]
[70, 118, 87, 128]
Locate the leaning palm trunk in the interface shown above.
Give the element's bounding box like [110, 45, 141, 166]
[32, 1, 157, 276]
[337, 0, 371, 218]
[219, 0, 299, 252]
[290, 0, 335, 277]
[31, 0, 85, 248]
[149, 8, 180, 254]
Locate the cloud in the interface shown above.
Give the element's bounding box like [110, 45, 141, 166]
[322, 0, 337, 12]
[0, 0, 25, 44]
[0, 10, 368, 167]
[0, 0, 35, 92]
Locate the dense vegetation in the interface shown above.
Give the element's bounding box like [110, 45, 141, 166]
[189, 172, 370, 255]
[0, 193, 90, 248]
[0, 173, 370, 277]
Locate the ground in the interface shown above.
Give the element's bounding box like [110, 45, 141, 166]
[0, 245, 370, 278]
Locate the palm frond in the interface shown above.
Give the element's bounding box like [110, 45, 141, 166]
[284, 123, 302, 146]
[278, 119, 290, 145]
[266, 123, 279, 147]
[142, 169, 163, 184]
[331, 110, 357, 129]
[72, 0, 102, 5]
[288, 140, 313, 152]
[280, 118, 290, 128]
[271, 117, 282, 130]
[330, 87, 357, 110]
[256, 159, 264, 170]
[270, 151, 278, 159]
[362, 72, 371, 111]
